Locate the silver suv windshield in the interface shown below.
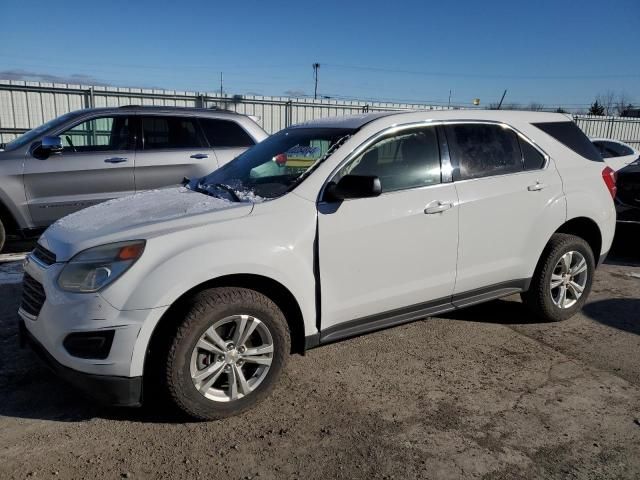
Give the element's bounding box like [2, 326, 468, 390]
[191, 127, 355, 201]
[3, 112, 77, 151]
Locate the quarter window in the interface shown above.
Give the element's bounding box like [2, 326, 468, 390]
[519, 138, 546, 170]
[338, 127, 441, 192]
[141, 116, 205, 150]
[60, 116, 131, 152]
[200, 118, 255, 147]
[445, 124, 521, 180]
[533, 122, 603, 162]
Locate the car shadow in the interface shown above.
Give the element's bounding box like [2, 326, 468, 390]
[0, 293, 195, 424]
[441, 298, 541, 325]
[3, 239, 37, 255]
[582, 298, 640, 336]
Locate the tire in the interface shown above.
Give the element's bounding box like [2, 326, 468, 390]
[521, 233, 595, 322]
[0, 218, 5, 254]
[162, 287, 290, 420]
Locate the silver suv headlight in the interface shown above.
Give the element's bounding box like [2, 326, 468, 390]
[58, 240, 146, 293]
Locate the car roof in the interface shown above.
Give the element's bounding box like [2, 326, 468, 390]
[65, 105, 245, 118]
[290, 109, 574, 130]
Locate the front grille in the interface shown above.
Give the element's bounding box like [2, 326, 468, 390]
[20, 273, 46, 318]
[32, 244, 56, 266]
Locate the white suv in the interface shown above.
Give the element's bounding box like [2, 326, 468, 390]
[19, 110, 617, 420]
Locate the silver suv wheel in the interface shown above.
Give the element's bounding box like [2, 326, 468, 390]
[550, 250, 588, 309]
[189, 314, 274, 402]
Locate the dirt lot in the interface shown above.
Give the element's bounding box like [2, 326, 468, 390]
[1, 228, 639, 480]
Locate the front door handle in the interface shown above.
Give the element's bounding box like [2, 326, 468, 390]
[190, 153, 209, 159]
[527, 182, 546, 191]
[104, 157, 128, 164]
[424, 201, 454, 214]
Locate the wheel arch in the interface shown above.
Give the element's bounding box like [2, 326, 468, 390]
[143, 273, 306, 380]
[554, 216, 603, 262]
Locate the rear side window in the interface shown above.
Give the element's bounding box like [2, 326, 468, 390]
[519, 138, 546, 170]
[200, 118, 255, 148]
[533, 122, 603, 162]
[141, 116, 205, 150]
[445, 124, 521, 180]
[592, 140, 634, 158]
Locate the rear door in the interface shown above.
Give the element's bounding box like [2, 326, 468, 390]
[446, 122, 565, 295]
[199, 117, 257, 168]
[23, 114, 135, 227]
[133, 115, 216, 191]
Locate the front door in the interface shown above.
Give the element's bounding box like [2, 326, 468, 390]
[24, 114, 135, 227]
[318, 125, 459, 330]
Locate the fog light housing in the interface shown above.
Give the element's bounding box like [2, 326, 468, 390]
[63, 331, 115, 359]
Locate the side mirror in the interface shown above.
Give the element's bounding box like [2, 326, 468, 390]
[324, 175, 382, 202]
[40, 136, 63, 154]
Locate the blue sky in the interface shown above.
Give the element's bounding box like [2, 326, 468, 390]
[1, 0, 639, 109]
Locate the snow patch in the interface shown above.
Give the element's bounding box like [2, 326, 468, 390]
[48, 188, 236, 234]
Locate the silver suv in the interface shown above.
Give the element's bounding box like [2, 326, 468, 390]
[0, 106, 268, 252]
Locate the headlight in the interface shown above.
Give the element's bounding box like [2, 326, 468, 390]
[58, 240, 146, 293]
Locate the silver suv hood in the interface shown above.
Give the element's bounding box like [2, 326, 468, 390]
[39, 187, 254, 261]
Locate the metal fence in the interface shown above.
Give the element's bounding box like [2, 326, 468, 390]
[0, 80, 451, 143]
[1, 80, 639, 149]
[573, 115, 640, 148]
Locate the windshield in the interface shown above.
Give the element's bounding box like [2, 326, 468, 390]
[191, 127, 355, 200]
[3, 112, 78, 151]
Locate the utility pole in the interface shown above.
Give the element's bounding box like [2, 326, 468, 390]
[220, 72, 224, 98]
[448, 90, 452, 109]
[497, 89, 507, 109]
[312, 63, 320, 100]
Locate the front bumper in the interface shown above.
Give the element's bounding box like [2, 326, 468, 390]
[17, 249, 169, 405]
[19, 319, 142, 406]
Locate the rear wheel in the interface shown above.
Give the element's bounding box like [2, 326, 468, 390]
[163, 287, 290, 420]
[521, 233, 595, 322]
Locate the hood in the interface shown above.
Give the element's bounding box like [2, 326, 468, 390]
[40, 187, 254, 261]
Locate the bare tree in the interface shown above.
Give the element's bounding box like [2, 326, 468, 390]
[614, 92, 633, 116]
[596, 91, 616, 115]
[527, 102, 545, 111]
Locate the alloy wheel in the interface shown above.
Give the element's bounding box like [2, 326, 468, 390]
[189, 315, 274, 402]
[550, 250, 588, 309]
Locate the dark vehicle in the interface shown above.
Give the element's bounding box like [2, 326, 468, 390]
[616, 159, 640, 224]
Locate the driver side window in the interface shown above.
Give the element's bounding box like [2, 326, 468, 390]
[337, 127, 441, 192]
[60, 116, 132, 153]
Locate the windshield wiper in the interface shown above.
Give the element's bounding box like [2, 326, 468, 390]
[189, 179, 241, 202]
[212, 183, 241, 202]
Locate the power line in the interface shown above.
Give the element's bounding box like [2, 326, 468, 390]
[322, 63, 640, 80]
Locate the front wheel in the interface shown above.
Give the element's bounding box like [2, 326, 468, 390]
[163, 287, 290, 420]
[521, 233, 595, 322]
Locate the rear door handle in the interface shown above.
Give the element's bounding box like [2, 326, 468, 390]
[424, 201, 454, 214]
[190, 153, 209, 159]
[104, 157, 128, 164]
[527, 182, 546, 191]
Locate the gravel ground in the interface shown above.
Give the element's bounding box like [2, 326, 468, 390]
[1, 227, 639, 480]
